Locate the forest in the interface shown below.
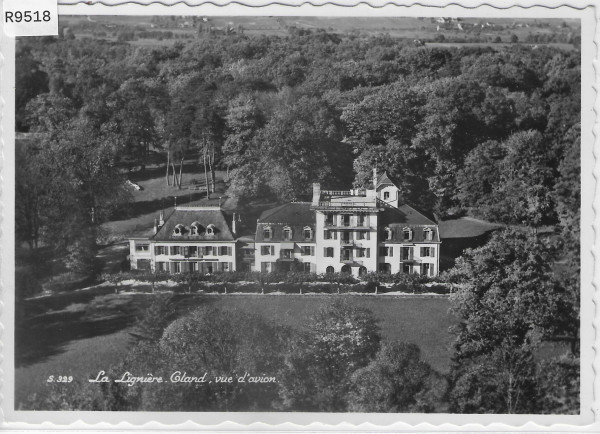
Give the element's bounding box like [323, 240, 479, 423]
[15, 20, 581, 414]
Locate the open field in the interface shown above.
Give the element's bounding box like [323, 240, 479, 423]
[15, 292, 455, 406]
[59, 15, 579, 49]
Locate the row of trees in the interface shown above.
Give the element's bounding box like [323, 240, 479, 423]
[24, 227, 579, 413]
[17, 29, 579, 224]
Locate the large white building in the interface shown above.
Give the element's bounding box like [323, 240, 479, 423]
[254, 170, 440, 277]
[129, 171, 441, 277]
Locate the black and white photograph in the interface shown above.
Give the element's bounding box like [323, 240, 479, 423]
[1, 2, 596, 429]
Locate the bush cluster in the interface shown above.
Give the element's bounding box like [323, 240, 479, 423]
[100, 270, 451, 295]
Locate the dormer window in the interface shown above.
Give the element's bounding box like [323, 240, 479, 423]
[384, 227, 393, 241]
[424, 228, 434, 241]
[173, 224, 185, 236]
[283, 226, 293, 241]
[383, 191, 390, 200]
[303, 226, 313, 240]
[206, 224, 215, 236]
[403, 228, 413, 241]
[190, 221, 201, 236]
[263, 226, 272, 240]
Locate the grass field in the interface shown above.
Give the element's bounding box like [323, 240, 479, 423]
[15, 293, 455, 406]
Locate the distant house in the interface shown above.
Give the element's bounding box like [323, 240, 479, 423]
[129, 170, 441, 277]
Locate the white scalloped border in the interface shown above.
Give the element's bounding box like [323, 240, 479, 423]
[0, 1, 597, 431]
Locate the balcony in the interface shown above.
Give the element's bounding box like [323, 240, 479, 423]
[279, 249, 295, 261]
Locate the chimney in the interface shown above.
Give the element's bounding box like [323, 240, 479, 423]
[159, 210, 165, 227]
[232, 212, 237, 236]
[154, 218, 159, 234]
[312, 183, 321, 206]
[373, 167, 378, 190]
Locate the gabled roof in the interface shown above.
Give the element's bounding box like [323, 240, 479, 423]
[256, 202, 316, 243]
[151, 207, 235, 242]
[376, 171, 396, 190]
[258, 202, 315, 225]
[378, 204, 440, 242]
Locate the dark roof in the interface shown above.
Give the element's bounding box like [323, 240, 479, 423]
[256, 202, 316, 242]
[151, 207, 235, 242]
[379, 204, 440, 243]
[376, 171, 396, 190]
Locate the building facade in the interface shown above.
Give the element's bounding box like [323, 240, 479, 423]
[129, 171, 440, 277]
[129, 206, 237, 273]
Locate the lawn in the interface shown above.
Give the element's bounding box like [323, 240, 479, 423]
[14, 293, 456, 407]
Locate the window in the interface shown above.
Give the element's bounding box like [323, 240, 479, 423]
[326, 266, 335, 274]
[261, 245, 274, 255]
[173, 224, 185, 236]
[324, 230, 331, 240]
[403, 228, 413, 241]
[379, 263, 391, 274]
[205, 246, 214, 256]
[421, 263, 432, 276]
[402, 263, 411, 274]
[301, 246, 314, 256]
[156, 262, 167, 271]
[357, 215, 366, 227]
[303, 227, 313, 240]
[424, 228, 434, 241]
[155, 246, 167, 255]
[324, 247, 334, 258]
[383, 191, 390, 200]
[137, 259, 151, 270]
[191, 222, 201, 235]
[379, 246, 393, 256]
[420, 247, 435, 257]
[206, 224, 215, 236]
[283, 227, 293, 240]
[281, 249, 293, 259]
[357, 248, 371, 258]
[243, 248, 254, 257]
[342, 248, 352, 260]
[261, 262, 273, 272]
[302, 262, 312, 273]
[401, 247, 412, 260]
[263, 227, 272, 240]
[135, 243, 149, 252]
[342, 215, 350, 227]
[384, 227, 392, 241]
[219, 246, 231, 256]
[173, 262, 182, 273]
[170, 246, 182, 256]
[325, 214, 335, 226]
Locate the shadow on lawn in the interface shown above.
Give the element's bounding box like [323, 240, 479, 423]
[15, 292, 219, 368]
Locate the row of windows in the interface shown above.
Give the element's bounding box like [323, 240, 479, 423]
[155, 245, 233, 256]
[173, 222, 217, 236]
[155, 261, 232, 273]
[257, 245, 435, 258]
[324, 230, 371, 240]
[382, 227, 435, 241]
[378, 263, 435, 276]
[260, 245, 315, 256]
[263, 226, 313, 241]
[324, 214, 369, 227]
[380, 246, 435, 258]
[325, 247, 371, 258]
